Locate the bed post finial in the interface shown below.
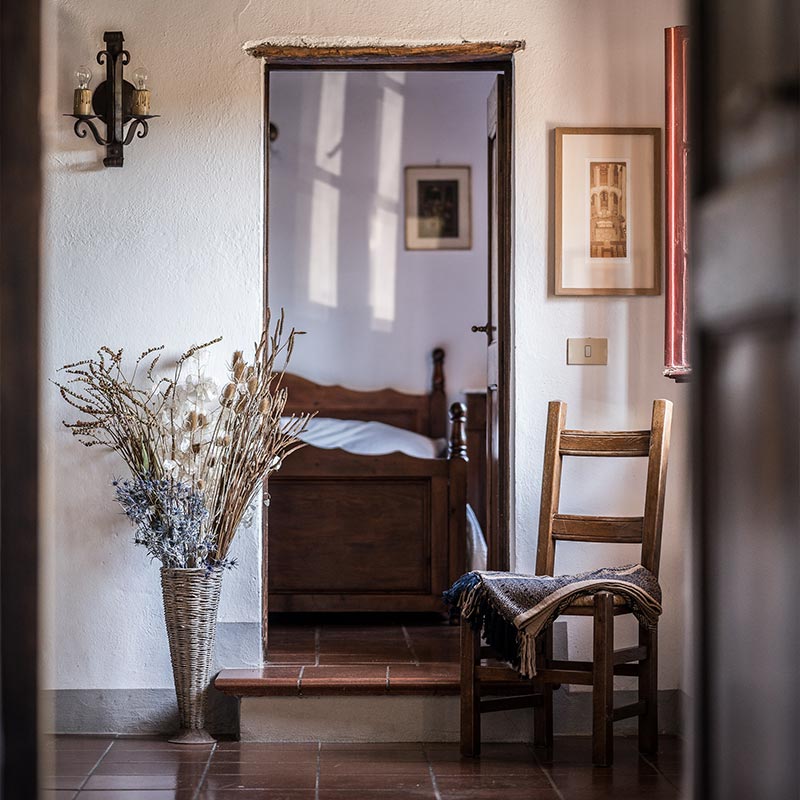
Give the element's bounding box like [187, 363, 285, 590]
[448, 402, 468, 460]
[429, 348, 447, 439]
[432, 348, 445, 393]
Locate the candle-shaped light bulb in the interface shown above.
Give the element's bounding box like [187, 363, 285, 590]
[75, 65, 92, 90]
[131, 67, 151, 116]
[133, 67, 149, 91]
[73, 65, 93, 115]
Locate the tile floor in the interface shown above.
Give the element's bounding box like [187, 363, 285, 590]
[44, 734, 684, 799]
[266, 613, 461, 665]
[217, 614, 485, 697]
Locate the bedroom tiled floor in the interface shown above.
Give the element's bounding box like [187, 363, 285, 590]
[216, 613, 484, 697]
[266, 613, 460, 665]
[44, 735, 684, 798]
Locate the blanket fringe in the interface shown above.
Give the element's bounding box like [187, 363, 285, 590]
[444, 572, 528, 674]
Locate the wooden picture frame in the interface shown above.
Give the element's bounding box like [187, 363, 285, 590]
[554, 127, 661, 296]
[405, 165, 472, 250]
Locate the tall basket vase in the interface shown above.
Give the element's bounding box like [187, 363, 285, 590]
[161, 567, 223, 745]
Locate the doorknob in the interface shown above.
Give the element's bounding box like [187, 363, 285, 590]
[471, 324, 496, 334]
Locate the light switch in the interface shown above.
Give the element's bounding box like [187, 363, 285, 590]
[567, 338, 608, 365]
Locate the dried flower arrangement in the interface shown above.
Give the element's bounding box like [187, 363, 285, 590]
[55, 310, 311, 569]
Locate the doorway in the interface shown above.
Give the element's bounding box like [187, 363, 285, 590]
[258, 44, 518, 660]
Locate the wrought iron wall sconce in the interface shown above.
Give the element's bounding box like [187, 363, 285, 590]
[66, 31, 158, 167]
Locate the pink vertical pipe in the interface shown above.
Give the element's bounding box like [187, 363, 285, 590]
[664, 26, 691, 381]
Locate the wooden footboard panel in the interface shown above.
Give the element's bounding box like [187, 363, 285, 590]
[267, 447, 465, 613]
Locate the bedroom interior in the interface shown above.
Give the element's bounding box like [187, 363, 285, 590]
[1, 0, 794, 798]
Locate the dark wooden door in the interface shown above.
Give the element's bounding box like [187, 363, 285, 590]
[692, 1, 799, 798]
[478, 75, 511, 571]
[1, 0, 43, 795]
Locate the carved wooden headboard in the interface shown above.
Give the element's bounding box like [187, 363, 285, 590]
[281, 348, 448, 439]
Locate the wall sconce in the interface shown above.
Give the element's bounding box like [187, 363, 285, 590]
[65, 31, 158, 167]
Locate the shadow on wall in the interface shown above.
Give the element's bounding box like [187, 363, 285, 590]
[269, 70, 493, 399]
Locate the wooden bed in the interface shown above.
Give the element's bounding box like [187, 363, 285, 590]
[266, 348, 473, 614]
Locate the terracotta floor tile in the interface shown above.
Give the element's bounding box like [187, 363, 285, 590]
[82, 774, 199, 791]
[51, 735, 114, 748]
[387, 663, 459, 693]
[197, 792, 315, 800]
[100, 750, 211, 764]
[545, 766, 667, 790]
[42, 777, 85, 790]
[426, 742, 535, 761]
[320, 742, 425, 758]
[263, 653, 316, 664]
[320, 761, 431, 777]
[201, 770, 317, 791]
[317, 772, 434, 792]
[108, 738, 213, 752]
[431, 758, 544, 776]
[75, 792, 194, 799]
[317, 652, 414, 665]
[92, 761, 208, 776]
[318, 791, 435, 800]
[212, 743, 319, 763]
[205, 763, 319, 778]
[298, 665, 388, 694]
[215, 667, 303, 696]
[53, 729, 683, 799]
[51, 757, 102, 776]
[437, 790, 561, 800]
[435, 773, 555, 792]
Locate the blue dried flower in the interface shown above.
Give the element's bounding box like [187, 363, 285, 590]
[114, 475, 234, 570]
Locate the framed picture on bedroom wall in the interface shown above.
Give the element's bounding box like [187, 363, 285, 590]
[405, 165, 471, 250]
[554, 127, 661, 296]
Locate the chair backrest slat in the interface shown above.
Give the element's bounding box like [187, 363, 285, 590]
[534, 402, 568, 576]
[559, 431, 651, 457]
[552, 514, 643, 543]
[535, 400, 673, 578]
[640, 400, 672, 574]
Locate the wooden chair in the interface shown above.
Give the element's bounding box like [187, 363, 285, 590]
[460, 399, 672, 766]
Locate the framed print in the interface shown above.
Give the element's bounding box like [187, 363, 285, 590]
[405, 166, 471, 250]
[554, 127, 661, 296]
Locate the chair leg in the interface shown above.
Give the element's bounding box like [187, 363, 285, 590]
[533, 628, 553, 748]
[638, 622, 658, 755]
[592, 591, 614, 766]
[460, 615, 481, 757]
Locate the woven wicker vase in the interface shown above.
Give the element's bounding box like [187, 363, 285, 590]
[161, 567, 223, 745]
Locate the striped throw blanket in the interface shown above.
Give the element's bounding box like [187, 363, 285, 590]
[444, 564, 662, 678]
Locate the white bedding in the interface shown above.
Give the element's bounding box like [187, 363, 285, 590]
[290, 416, 487, 571]
[296, 416, 447, 459]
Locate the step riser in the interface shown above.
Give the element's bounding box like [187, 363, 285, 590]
[239, 689, 682, 742]
[240, 696, 533, 743]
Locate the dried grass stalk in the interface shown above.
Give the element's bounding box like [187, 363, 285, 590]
[55, 309, 311, 565]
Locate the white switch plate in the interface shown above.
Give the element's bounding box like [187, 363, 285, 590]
[567, 338, 608, 365]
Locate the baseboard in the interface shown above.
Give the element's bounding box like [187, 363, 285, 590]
[44, 686, 240, 737]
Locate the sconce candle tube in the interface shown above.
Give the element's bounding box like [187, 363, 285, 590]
[131, 88, 151, 116]
[73, 88, 92, 116]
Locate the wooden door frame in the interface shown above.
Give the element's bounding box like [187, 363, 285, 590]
[255, 42, 521, 658]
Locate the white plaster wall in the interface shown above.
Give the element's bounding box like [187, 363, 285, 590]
[42, 0, 689, 695]
[269, 70, 495, 401]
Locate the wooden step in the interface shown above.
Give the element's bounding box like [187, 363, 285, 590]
[215, 662, 533, 698]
